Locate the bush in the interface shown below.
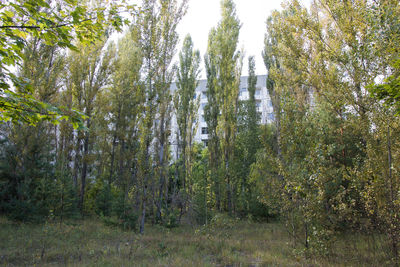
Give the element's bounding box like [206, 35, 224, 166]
[94, 183, 113, 217]
[99, 190, 139, 231]
[209, 213, 237, 230]
[163, 208, 180, 229]
[102, 209, 138, 231]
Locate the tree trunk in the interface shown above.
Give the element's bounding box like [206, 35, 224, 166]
[79, 118, 91, 215]
[387, 125, 399, 263]
[156, 115, 166, 222]
[73, 134, 81, 190]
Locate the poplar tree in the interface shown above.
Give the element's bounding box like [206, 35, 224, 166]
[174, 34, 200, 210]
[204, 33, 221, 211]
[205, 0, 242, 214]
[256, 0, 400, 258]
[135, 0, 187, 233]
[154, 0, 187, 224]
[234, 56, 259, 213]
[100, 32, 143, 219]
[66, 38, 116, 214]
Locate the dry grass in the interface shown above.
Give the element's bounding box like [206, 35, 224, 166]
[0, 216, 390, 266]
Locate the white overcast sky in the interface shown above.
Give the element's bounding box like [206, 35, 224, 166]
[176, 0, 311, 79]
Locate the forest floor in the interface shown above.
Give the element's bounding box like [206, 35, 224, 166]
[0, 216, 390, 266]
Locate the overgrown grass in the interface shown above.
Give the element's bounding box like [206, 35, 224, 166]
[0, 216, 390, 266]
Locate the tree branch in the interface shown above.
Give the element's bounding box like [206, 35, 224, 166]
[0, 18, 94, 30]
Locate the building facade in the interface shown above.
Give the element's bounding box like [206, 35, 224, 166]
[171, 75, 273, 148]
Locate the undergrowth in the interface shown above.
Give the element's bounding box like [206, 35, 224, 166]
[0, 216, 389, 266]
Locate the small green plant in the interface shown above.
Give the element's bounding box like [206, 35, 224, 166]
[209, 213, 237, 230]
[163, 208, 180, 229]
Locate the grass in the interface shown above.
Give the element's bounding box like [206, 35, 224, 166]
[0, 216, 391, 266]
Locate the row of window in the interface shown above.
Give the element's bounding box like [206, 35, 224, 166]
[200, 115, 274, 134]
[239, 89, 261, 97]
[198, 88, 262, 100]
[200, 100, 271, 109]
[199, 100, 272, 115]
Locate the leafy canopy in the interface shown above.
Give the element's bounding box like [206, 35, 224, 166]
[0, 0, 136, 126]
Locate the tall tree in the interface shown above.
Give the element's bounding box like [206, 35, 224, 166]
[205, 0, 242, 214]
[0, 38, 65, 221]
[233, 56, 259, 213]
[154, 0, 188, 223]
[204, 31, 221, 211]
[174, 34, 200, 211]
[95, 32, 143, 218]
[66, 38, 116, 214]
[135, 0, 187, 233]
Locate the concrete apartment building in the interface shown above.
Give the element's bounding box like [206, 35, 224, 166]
[171, 75, 274, 148]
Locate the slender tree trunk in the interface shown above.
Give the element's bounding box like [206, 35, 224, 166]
[156, 114, 166, 222]
[140, 135, 151, 234]
[140, 184, 147, 234]
[79, 118, 91, 215]
[387, 125, 399, 263]
[73, 134, 81, 189]
[109, 133, 117, 184]
[109, 107, 121, 184]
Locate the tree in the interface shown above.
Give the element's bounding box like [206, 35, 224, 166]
[0, 0, 135, 125]
[369, 0, 400, 113]
[94, 31, 143, 222]
[204, 33, 221, 211]
[0, 37, 66, 221]
[256, 0, 400, 259]
[174, 34, 200, 213]
[135, 0, 187, 233]
[233, 56, 260, 214]
[205, 0, 242, 214]
[154, 0, 188, 224]
[370, 59, 400, 113]
[66, 38, 116, 214]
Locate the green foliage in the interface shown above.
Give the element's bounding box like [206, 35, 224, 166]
[111, 191, 139, 231]
[0, 128, 55, 222]
[204, 0, 242, 214]
[0, 0, 136, 125]
[162, 208, 180, 229]
[255, 0, 400, 262]
[51, 170, 79, 220]
[1, 0, 400, 264]
[191, 143, 210, 224]
[208, 213, 237, 230]
[232, 56, 262, 217]
[370, 59, 400, 113]
[174, 34, 201, 205]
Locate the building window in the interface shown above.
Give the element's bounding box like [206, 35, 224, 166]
[201, 127, 208, 134]
[239, 88, 247, 98]
[255, 89, 261, 96]
[255, 100, 261, 108]
[202, 92, 207, 99]
[202, 139, 209, 147]
[201, 115, 205, 122]
[268, 113, 275, 121]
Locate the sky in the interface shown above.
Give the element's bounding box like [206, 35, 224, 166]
[176, 0, 311, 79]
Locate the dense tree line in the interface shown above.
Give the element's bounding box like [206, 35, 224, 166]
[254, 0, 400, 261]
[1, 0, 400, 263]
